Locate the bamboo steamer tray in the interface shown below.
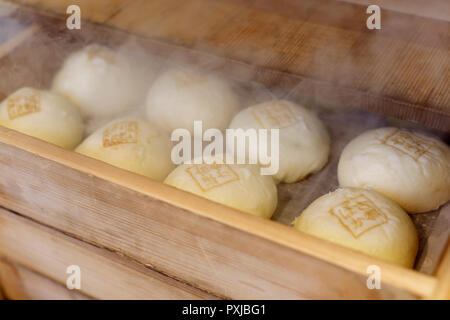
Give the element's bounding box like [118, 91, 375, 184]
[0, 0, 448, 299]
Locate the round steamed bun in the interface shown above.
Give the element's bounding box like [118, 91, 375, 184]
[293, 187, 418, 268]
[76, 117, 175, 181]
[145, 66, 241, 135]
[0, 87, 83, 149]
[52, 44, 155, 118]
[164, 161, 277, 219]
[338, 127, 450, 213]
[228, 99, 330, 183]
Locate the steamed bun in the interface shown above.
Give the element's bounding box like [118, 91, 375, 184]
[293, 187, 418, 268]
[164, 161, 277, 218]
[0, 87, 83, 149]
[146, 67, 241, 135]
[76, 117, 175, 181]
[228, 100, 330, 183]
[52, 44, 155, 118]
[338, 127, 450, 213]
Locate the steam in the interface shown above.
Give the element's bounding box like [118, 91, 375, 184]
[0, 0, 447, 275]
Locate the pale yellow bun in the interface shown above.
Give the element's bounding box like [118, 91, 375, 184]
[164, 161, 277, 219]
[0, 87, 83, 149]
[145, 67, 241, 135]
[76, 118, 175, 181]
[228, 100, 330, 183]
[293, 187, 418, 268]
[338, 127, 450, 213]
[52, 44, 156, 118]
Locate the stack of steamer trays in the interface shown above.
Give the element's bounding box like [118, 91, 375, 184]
[0, 0, 448, 300]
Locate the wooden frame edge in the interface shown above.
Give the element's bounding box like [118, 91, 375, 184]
[0, 126, 438, 298]
[0, 207, 218, 300]
[429, 239, 450, 299]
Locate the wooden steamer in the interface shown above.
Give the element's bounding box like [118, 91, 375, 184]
[0, 0, 448, 299]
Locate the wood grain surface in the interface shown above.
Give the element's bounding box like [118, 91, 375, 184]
[0, 208, 216, 300]
[430, 240, 450, 299]
[3, 0, 449, 130]
[0, 125, 438, 299]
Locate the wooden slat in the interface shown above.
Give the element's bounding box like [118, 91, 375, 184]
[0, 208, 215, 300]
[103, 0, 450, 130]
[430, 240, 450, 299]
[3, 0, 449, 130]
[0, 126, 437, 299]
[0, 258, 89, 300]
